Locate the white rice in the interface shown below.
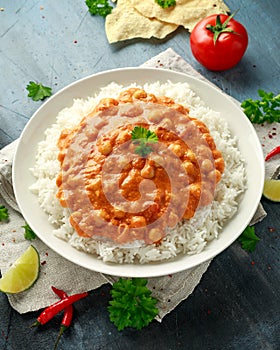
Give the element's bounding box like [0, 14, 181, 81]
[29, 81, 246, 264]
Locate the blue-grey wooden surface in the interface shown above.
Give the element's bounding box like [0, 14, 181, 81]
[0, 1, 279, 349]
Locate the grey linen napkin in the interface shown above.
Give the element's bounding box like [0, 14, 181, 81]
[1, 48, 274, 320]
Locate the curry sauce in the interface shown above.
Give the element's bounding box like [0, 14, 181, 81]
[56, 88, 224, 245]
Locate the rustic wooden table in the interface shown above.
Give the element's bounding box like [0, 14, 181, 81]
[1, 1, 279, 349]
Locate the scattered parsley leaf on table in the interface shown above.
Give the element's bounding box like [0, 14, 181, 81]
[108, 278, 158, 331]
[241, 90, 280, 124]
[131, 126, 158, 157]
[85, 0, 113, 17]
[238, 226, 260, 252]
[22, 223, 37, 240]
[26, 81, 52, 101]
[0, 205, 9, 221]
[155, 0, 176, 8]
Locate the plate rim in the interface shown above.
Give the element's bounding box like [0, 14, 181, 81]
[12, 67, 265, 277]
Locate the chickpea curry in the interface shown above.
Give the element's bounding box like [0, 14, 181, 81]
[56, 88, 224, 245]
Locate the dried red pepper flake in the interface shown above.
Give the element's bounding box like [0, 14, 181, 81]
[251, 261, 255, 266]
[41, 260, 46, 266]
[207, 309, 212, 315]
[268, 227, 276, 233]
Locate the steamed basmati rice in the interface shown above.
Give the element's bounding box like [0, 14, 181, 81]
[29, 81, 246, 264]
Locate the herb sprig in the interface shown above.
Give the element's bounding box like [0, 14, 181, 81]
[131, 126, 158, 157]
[241, 90, 280, 124]
[26, 81, 52, 101]
[238, 226, 260, 252]
[85, 0, 113, 17]
[155, 0, 176, 9]
[108, 278, 158, 331]
[23, 223, 37, 240]
[0, 205, 9, 221]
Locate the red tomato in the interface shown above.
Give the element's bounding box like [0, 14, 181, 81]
[190, 13, 248, 71]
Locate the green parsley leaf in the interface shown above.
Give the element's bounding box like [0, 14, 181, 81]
[241, 90, 280, 124]
[0, 205, 9, 221]
[108, 278, 158, 331]
[155, 0, 176, 9]
[26, 81, 52, 101]
[238, 226, 260, 252]
[131, 126, 158, 157]
[85, 0, 113, 17]
[22, 223, 37, 240]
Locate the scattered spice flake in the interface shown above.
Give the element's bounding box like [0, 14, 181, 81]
[268, 226, 276, 233]
[207, 309, 212, 315]
[267, 266, 272, 270]
[1, 329, 8, 340]
[74, 40, 78, 44]
[251, 261, 255, 266]
[46, 252, 49, 256]
[41, 260, 46, 266]
[168, 274, 173, 278]
[2, 243, 4, 246]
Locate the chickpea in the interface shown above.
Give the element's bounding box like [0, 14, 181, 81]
[168, 143, 184, 157]
[148, 228, 162, 243]
[200, 188, 214, 206]
[182, 161, 197, 177]
[113, 209, 126, 219]
[185, 149, 196, 163]
[98, 140, 112, 155]
[130, 216, 146, 228]
[148, 110, 163, 123]
[215, 157, 225, 173]
[141, 164, 155, 179]
[160, 117, 174, 130]
[201, 159, 214, 174]
[86, 177, 101, 191]
[168, 212, 179, 227]
[133, 89, 147, 99]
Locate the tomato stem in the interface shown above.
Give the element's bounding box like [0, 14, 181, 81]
[206, 10, 239, 44]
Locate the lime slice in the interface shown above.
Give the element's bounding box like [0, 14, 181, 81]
[263, 179, 280, 202]
[0, 245, 40, 294]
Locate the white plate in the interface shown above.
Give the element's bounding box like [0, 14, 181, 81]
[12, 68, 264, 277]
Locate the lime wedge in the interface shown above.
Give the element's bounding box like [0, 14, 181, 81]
[263, 179, 280, 202]
[0, 245, 40, 294]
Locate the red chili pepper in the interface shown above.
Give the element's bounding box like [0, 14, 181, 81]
[31, 291, 88, 327]
[265, 146, 280, 161]
[52, 287, 74, 350]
